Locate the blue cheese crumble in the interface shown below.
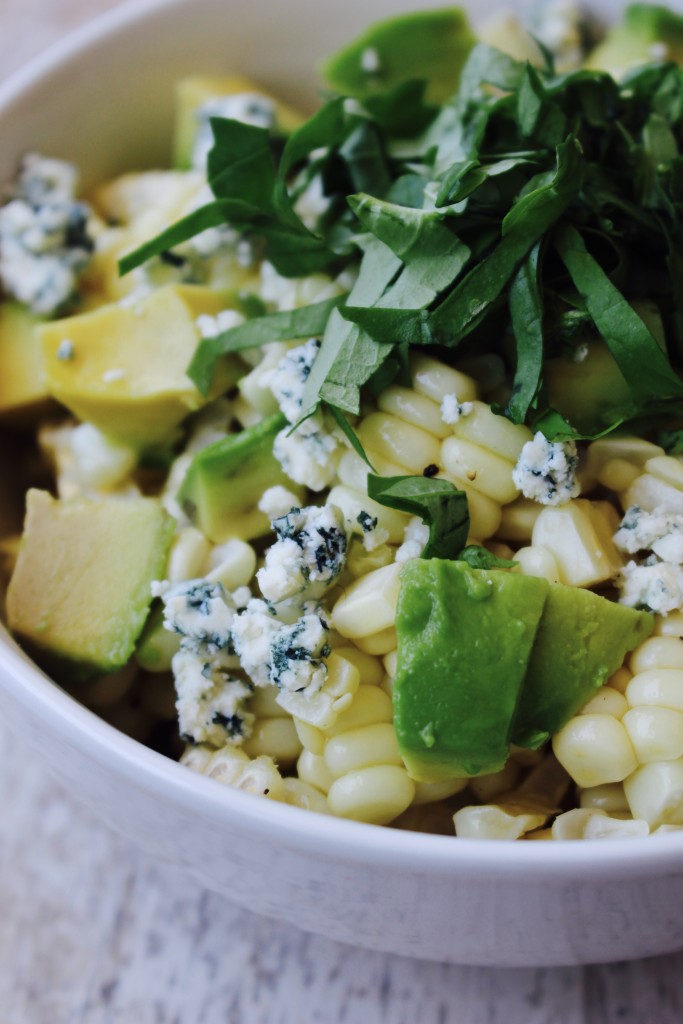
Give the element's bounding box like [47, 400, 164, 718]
[191, 93, 277, 171]
[269, 338, 340, 491]
[232, 598, 331, 695]
[151, 578, 237, 653]
[441, 393, 473, 425]
[614, 505, 683, 564]
[172, 648, 254, 747]
[512, 432, 580, 506]
[0, 153, 94, 314]
[395, 517, 430, 563]
[257, 504, 347, 603]
[618, 558, 683, 615]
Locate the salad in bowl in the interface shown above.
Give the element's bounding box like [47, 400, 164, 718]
[2, 0, 683, 967]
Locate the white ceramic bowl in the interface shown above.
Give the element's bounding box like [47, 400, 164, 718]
[2, 0, 683, 969]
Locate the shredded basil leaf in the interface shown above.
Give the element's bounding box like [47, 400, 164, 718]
[367, 474, 470, 560]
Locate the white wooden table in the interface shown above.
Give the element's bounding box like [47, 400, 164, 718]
[2, 3, 683, 1020]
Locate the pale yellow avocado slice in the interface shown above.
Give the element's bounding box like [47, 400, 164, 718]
[7, 489, 175, 679]
[0, 303, 53, 423]
[39, 284, 244, 447]
[173, 74, 305, 169]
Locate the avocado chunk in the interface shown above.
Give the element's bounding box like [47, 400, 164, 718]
[178, 412, 296, 542]
[321, 8, 476, 104]
[393, 559, 549, 781]
[39, 284, 243, 447]
[173, 75, 305, 170]
[512, 585, 654, 750]
[0, 303, 52, 424]
[586, 4, 683, 77]
[6, 489, 175, 679]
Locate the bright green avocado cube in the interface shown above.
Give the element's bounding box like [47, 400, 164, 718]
[321, 8, 476, 104]
[393, 559, 548, 782]
[178, 412, 295, 543]
[512, 585, 654, 750]
[0, 303, 51, 424]
[7, 489, 175, 679]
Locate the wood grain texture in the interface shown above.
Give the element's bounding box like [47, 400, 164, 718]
[2, 2, 683, 1021]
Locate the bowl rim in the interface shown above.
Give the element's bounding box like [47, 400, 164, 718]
[1, 0, 683, 880]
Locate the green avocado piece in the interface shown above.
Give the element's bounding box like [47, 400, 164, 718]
[586, 4, 683, 76]
[0, 303, 52, 425]
[178, 412, 295, 543]
[321, 8, 476, 104]
[6, 489, 175, 680]
[393, 559, 549, 782]
[512, 585, 654, 750]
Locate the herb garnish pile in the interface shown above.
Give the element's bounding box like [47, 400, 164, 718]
[121, 8, 683, 557]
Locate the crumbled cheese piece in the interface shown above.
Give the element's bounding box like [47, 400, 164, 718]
[0, 153, 93, 314]
[618, 559, 683, 615]
[152, 578, 237, 653]
[441, 393, 474, 425]
[268, 605, 330, 695]
[195, 308, 245, 339]
[269, 337, 319, 422]
[571, 342, 589, 363]
[257, 485, 301, 519]
[257, 504, 347, 603]
[614, 505, 683, 564]
[39, 421, 138, 498]
[231, 598, 282, 687]
[356, 510, 389, 552]
[512, 432, 580, 506]
[650, 41, 669, 60]
[395, 517, 430, 563]
[259, 259, 345, 312]
[172, 647, 254, 747]
[232, 597, 331, 695]
[191, 93, 277, 171]
[56, 339, 75, 361]
[269, 338, 340, 490]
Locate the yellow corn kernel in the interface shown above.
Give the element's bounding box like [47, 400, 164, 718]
[513, 545, 561, 583]
[630, 636, 683, 674]
[166, 526, 211, 583]
[249, 684, 291, 718]
[655, 610, 683, 638]
[498, 497, 542, 542]
[378, 386, 451, 439]
[451, 400, 533, 461]
[626, 668, 683, 712]
[441, 436, 518, 504]
[645, 454, 683, 492]
[531, 499, 623, 588]
[625, 472, 683, 515]
[353, 627, 398, 655]
[579, 782, 630, 813]
[622, 706, 683, 763]
[293, 717, 326, 756]
[207, 749, 284, 800]
[579, 686, 628, 719]
[597, 458, 641, 493]
[335, 645, 384, 686]
[410, 353, 478, 404]
[331, 562, 401, 638]
[324, 722, 403, 778]
[551, 808, 648, 840]
[297, 750, 335, 794]
[624, 758, 683, 828]
[205, 537, 257, 589]
[242, 717, 302, 766]
[326, 484, 407, 543]
[327, 765, 415, 824]
[553, 714, 637, 787]
[453, 804, 548, 840]
[323, 684, 393, 740]
[358, 412, 440, 474]
[608, 667, 633, 694]
[279, 778, 330, 815]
